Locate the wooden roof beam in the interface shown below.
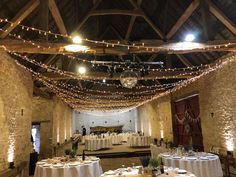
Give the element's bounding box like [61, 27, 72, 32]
[0, 0, 40, 38]
[129, 0, 164, 39]
[48, 0, 67, 35]
[75, 0, 102, 31]
[125, 0, 142, 40]
[1, 39, 236, 55]
[176, 54, 194, 67]
[207, 0, 236, 35]
[167, 0, 200, 39]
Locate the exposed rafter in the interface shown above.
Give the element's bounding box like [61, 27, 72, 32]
[167, 0, 200, 39]
[74, 0, 102, 32]
[129, 0, 164, 39]
[0, 0, 40, 38]
[207, 0, 236, 35]
[125, 0, 142, 40]
[176, 54, 194, 67]
[0, 39, 235, 55]
[48, 0, 67, 35]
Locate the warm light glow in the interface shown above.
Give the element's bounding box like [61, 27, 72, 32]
[72, 35, 82, 44]
[8, 135, 15, 162]
[103, 79, 106, 83]
[148, 121, 152, 136]
[64, 44, 89, 52]
[160, 130, 164, 139]
[185, 34, 195, 42]
[226, 136, 234, 151]
[78, 66, 86, 74]
[57, 126, 59, 143]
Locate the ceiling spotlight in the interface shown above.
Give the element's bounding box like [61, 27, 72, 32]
[103, 79, 106, 83]
[184, 34, 195, 42]
[78, 66, 86, 74]
[72, 35, 82, 44]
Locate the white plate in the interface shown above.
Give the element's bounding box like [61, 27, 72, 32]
[178, 169, 187, 174]
[42, 164, 51, 167]
[83, 160, 92, 164]
[186, 157, 197, 160]
[68, 163, 80, 166]
[53, 164, 64, 168]
[104, 170, 117, 175]
[172, 156, 181, 159]
[200, 157, 209, 160]
[37, 162, 45, 165]
[162, 154, 171, 157]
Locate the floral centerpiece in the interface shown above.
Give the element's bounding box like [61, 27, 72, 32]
[148, 157, 162, 177]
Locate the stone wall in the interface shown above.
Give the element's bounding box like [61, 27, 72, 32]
[0, 52, 32, 174]
[137, 55, 236, 154]
[137, 96, 173, 140]
[32, 96, 73, 158]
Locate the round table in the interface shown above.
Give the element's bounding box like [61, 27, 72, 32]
[128, 136, 151, 147]
[101, 166, 196, 177]
[34, 157, 103, 177]
[85, 138, 112, 151]
[160, 153, 223, 177]
[82, 135, 97, 144]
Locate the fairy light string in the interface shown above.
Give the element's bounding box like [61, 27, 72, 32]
[0, 18, 234, 56]
[7, 49, 203, 95]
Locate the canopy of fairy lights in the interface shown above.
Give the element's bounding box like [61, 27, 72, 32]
[0, 18, 235, 112]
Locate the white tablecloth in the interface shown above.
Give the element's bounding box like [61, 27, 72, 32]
[110, 135, 123, 144]
[101, 166, 196, 177]
[119, 133, 139, 142]
[161, 153, 223, 177]
[128, 136, 151, 147]
[34, 160, 102, 177]
[82, 135, 98, 144]
[85, 138, 112, 151]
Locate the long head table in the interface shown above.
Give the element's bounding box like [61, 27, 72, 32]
[85, 138, 112, 151]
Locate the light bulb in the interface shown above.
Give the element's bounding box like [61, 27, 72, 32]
[184, 34, 195, 42]
[72, 35, 82, 44]
[78, 66, 86, 74]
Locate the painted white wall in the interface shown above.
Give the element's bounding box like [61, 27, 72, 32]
[72, 109, 138, 134]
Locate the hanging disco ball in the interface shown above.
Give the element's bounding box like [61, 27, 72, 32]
[120, 70, 138, 88]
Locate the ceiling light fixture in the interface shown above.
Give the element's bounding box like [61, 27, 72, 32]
[184, 34, 195, 42]
[64, 44, 89, 52]
[78, 66, 86, 74]
[72, 35, 83, 44]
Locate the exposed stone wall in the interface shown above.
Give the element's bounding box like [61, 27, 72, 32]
[32, 97, 53, 158]
[137, 55, 236, 154]
[0, 52, 32, 174]
[32, 96, 73, 158]
[137, 96, 173, 140]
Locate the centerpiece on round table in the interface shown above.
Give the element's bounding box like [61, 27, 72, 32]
[148, 157, 161, 177]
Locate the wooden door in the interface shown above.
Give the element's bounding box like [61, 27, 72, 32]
[173, 95, 204, 151]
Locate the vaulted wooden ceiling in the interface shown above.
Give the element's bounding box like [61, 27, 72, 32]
[0, 0, 235, 110]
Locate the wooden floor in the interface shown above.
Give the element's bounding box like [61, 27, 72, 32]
[77, 143, 151, 157]
[77, 143, 151, 171]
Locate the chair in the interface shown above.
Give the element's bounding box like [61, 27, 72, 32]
[224, 152, 236, 177]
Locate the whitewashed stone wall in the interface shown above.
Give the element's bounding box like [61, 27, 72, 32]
[73, 109, 138, 134]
